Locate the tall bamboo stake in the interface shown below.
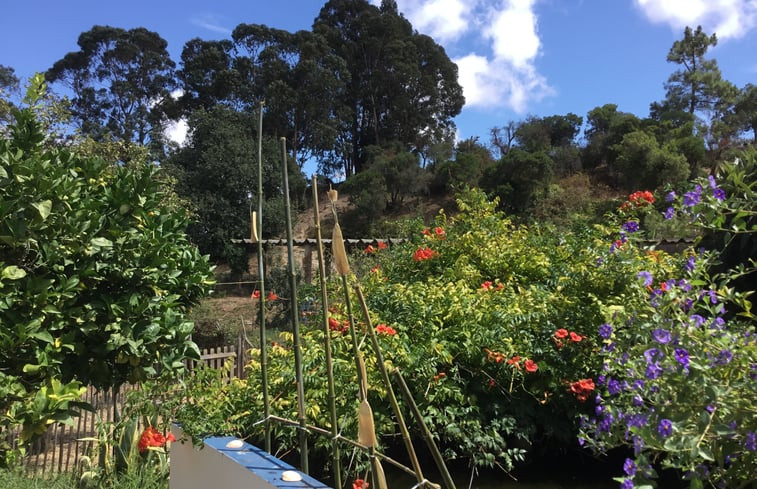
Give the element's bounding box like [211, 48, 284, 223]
[329, 197, 384, 489]
[394, 369, 457, 489]
[311, 176, 342, 488]
[256, 101, 271, 452]
[354, 286, 426, 487]
[280, 137, 308, 473]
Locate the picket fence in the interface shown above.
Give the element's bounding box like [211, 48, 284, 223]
[18, 338, 247, 476]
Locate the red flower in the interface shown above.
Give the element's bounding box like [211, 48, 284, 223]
[569, 378, 595, 402]
[251, 290, 261, 299]
[621, 190, 655, 211]
[413, 246, 436, 262]
[433, 372, 446, 382]
[524, 359, 538, 373]
[488, 379, 496, 388]
[365, 244, 376, 254]
[434, 226, 446, 238]
[422, 228, 432, 236]
[377, 241, 387, 250]
[138, 426, 172, 453]
[485, 348, 505, 364]
[569, 332, 583, 342]
[506, 355, 521, 368]
[370, 265, 381, 273]
[375, 323, 397, 336]
[554, 328, 569, 339]
[267, 291, 278, 301]
[659, 281, 668, 292]
[353, 479, 369, 489]
[481, 280, 493, 290]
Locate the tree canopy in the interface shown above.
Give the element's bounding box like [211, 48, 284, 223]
[46, 26, 176, 147]
[1, 78, 213, 447]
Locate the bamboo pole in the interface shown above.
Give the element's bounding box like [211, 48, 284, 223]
[394, 369, 457, 489]
[311, 175, 342, 488]
[280, 137, 308, 473]
[329, 196, 386, 489]
[354, 286, 426, 487]
[256, 101, 271, 452]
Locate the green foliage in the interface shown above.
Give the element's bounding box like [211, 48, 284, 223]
[165, 106, 305, 273]
[0, 81, 213, 460]
[482, 148, 554, 213]
[580, 162, 757, 488]
[45, 26, 176, 147]
[173, 187, 677, 475]
[431, 137, 495, 193]
[611, 129, 690, 190]
[0, 469, 76, 489]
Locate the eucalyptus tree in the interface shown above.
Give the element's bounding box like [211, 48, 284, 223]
[313, 0, 464, 177]
[45, 26, 176, 146]
[231, 24, 349, 170]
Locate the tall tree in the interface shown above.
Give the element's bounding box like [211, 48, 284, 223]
[664, 26, 724, 116]
[175, 38, 242, 112]
[46, 26, 176, 146]
[232, 25, 349, 170]
[733, 84, 757, 144]
[313, 0, 464, 177]
[657, 25, 737, 153]
[165, 106, 305, 274]
[0, 65, 19, 131]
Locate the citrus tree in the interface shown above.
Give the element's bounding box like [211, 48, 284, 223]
[0, 76, 213, 462]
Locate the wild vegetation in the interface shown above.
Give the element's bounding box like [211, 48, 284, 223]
[1, 1, 756, 487]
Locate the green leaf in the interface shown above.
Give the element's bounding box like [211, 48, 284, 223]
[90, 237, 113, 247]
[29, 330, 54, 343]
[2, 265, 27, 280]
[697, 447, 714, 461]
[32, 200, 52, 220]
[0, 165, 7, 178]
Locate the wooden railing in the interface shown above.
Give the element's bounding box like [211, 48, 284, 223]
[17, 338, 247, 475]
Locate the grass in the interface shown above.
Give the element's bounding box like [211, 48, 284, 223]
[0, 468, 168, 489]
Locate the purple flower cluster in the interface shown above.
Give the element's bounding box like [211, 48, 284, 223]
[637, 271, 653, 287]
[622, 221, 639, 233]
[683, 185, 702, 207]
[657, 418, 673, 438]
[652, 329, 671, 344]
[599, 323, 613, 339]
[745, 431, 757, 452]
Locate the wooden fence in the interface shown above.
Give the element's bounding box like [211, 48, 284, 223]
[18, 338, 247, 476]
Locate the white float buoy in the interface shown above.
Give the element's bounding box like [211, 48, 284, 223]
[281, 470, 303, 482]
[225, 439, 244, 449]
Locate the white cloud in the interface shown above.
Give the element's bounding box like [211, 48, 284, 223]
[485, 0, 541, 68]
[370, 0, 473, 41]
[378, 0, 554, 112]
[163, 89, 188, 147]
[164, 119, 189, 146]
[190, 14, 232, 36]
[454, 53, 553, 112]
[633, 0, 757, 39]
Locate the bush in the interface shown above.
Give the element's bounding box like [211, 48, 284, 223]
[0, 77, 213, 461]
[579, 161, 757, 488]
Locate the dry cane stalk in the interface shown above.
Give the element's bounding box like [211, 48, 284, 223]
[250, 211, 258, 242]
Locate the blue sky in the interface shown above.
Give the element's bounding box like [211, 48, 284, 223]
[2, 0, 756, 149]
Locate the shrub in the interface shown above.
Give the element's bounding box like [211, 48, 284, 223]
[579, 161, 756, 488]
[0, 77, 213, 461]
